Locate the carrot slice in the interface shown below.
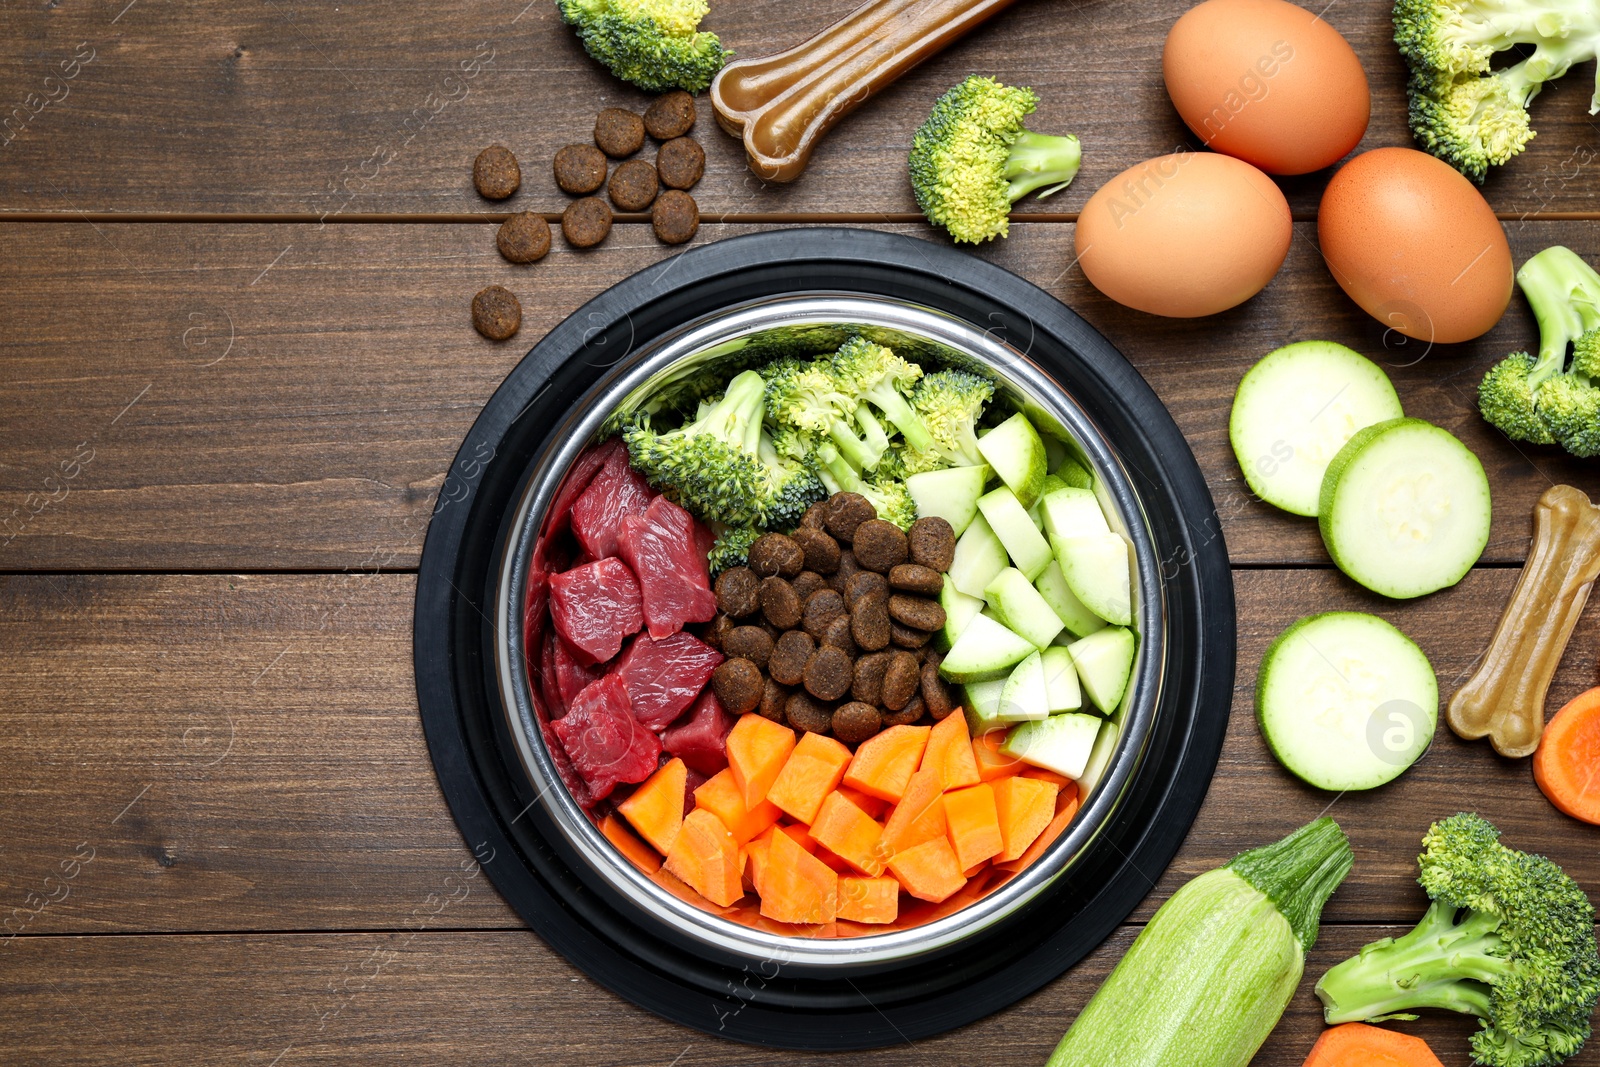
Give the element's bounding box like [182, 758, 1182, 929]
[843, 724, 932, 803]
[809, 791, 888, 876]
[919, 711, 982, 790]
[880, 767, 947, 859]
[837, 785, 890, 821]
[1020, 766, 1073, 789]
[972, 728, 1026, 782]
[994, 781, 1080, 874]
[886, 834, 966, 903]
[1534, 687, 1600, 824]
[943, 782, 1004, 870]
[837, 875, 899, 924]
[760, 819, 838, 924]
[694, 768, 783, 844]
[1301, 1023, 1446, 1066]
[663, 808, 745, 907]
[992, 775, 1060, 863]
[725, 714, 797, 810]
[599, 813, 662, 875]
[617, 757, 687, 855]
[766, 732, 853, 824]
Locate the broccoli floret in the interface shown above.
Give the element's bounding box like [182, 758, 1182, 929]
[756, 431, 828, 527]
[557, 0, 727, 92]
[909, 75, 1081, 244]
[1316, 813, 1600, 1067]
[814, 442, 917, 530]
[1478, 246, 1600, 455]
[900, 368, 995, 472]
[1394, 0, 1600, 180]
[706, 526, 759, 576]
[828, 337, 936, 454]
[761, 356, 889, 471]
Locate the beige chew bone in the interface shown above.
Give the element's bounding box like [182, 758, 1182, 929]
[710, 0, 1021, 183]
[1448, 485, 1600, 758]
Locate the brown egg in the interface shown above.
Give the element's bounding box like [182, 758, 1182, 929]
[1318, 147, 1512, 343]
[1163, 0, 1369, 175]
[1076, 151, 1292, 318]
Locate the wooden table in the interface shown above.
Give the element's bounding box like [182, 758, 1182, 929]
[2, 0, 1597, 1062]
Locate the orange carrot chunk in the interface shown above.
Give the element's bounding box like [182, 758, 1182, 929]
[994, 781, 1080, 874]
[617, 757, 687, 855]
[663, 807, 745, 907]
[943, 782, 1004, 870]
[1301, 1022, 1447, 1067]
[887, 834, 966, 903]
[809, 791, 888, 876]
[837, 875, 900, 924]
[920, 711, 982, 790]
[992, 775, 1060, 863]
[760, 819, 838, 924]
[837, 785, 890, 821]
[843, 724, 932, 803]
[972, 728, 1026, 782]
[766, 732, 853, 824]
[1534, 687, 1600, 825]
[1019, 766, 1073, 789]
[880, 766, 948, 860]
[694, 768, 783, 844]
[726, 713, 797, 810]
[599, 813, 663, 875]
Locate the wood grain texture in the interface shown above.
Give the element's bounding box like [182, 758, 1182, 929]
[0, 0, 1597, 217]
[4, 926, 1597, 1066]
[1, 569, 1594, 937]
[1, 220, 1595, 570]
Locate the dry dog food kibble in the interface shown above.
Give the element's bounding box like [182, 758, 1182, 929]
[799, 502, 828, 530]
[723, 625, 774, 668]
[851, 520, 909, 572]
[759, 678, 789, 722]
[801, 589, 846, 638]
[827, 550, 861, 594]
[786, 691, 834, 734]
[594, 107, 645, 158]
[881, 651, 921, 711]
[790, 527, 841, 574]
[473, 145, 521, 200]
[823, 493, 875, 542]
[471, 285, 522, 341]
[852, 651, 889, 705]
[921, 659, 954, 720]
[608, 158, 659, 211]
[792, 570, 828, 603]
[656, 136, 705, 190]
[804, 645, 854, 702]
[644, 90, 696, 140]
[705, 613, 734, 650]
[890, 621, 931, 649]
[889, 594, 945, 632]
[888, 563, 943, 596]
[882, 694, 924, 728]
[562, 196, 613, 248]
[553, 143, 607, 194]
[907, 516, 957, 572]
[768, 630, 814, 687]
[759, 576, 803, 630]
[497, 212, 552, 264]
[851, 589, 891, 652]
[821, 613, 857, 655]
[844, 570, 888, 608]
[748, 533, 804, 578]
[711, 657, 764, 716]
[714, 566, 760, 617]
[832, 702, 882, 745]
[651, 189, 699, 245]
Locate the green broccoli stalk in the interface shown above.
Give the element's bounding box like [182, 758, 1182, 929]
[557, 0, 728, 93]
[909, 75, 1081, 244]
[828, 337, 935, 454]
[706, 526, 759, 576]
[1478, 245, 1600, 457]
[1315, 813, 1600, 1067]
[1394, 0, 1600, 180]
[900, 368, 995, 472]
[814, 442, 918, 530]
[761, 357, 888, 472]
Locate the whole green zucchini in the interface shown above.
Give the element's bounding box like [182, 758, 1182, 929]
[1048, 817, 1353, 1067]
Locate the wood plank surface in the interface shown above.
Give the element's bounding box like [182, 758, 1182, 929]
[2, 220, 1596, 571]
[1, 0, 1598, 218]
[3, 569, 1594, 937]
[5, 925, 1597, 1066]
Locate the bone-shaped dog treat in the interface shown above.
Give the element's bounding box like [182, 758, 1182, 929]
[710, 0, 1021, 182]
[1448, 485, 1600, 758]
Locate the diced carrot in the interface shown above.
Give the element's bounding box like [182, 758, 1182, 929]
[617, 757, 687, 855]
[1020, 766, 1073, 789]
[694, 768, 782, 844]
[780, 822, 817, 851]
[766, 732, 853, 825]
[726, 713, 797, 810]
[886, 835, 966, 903]
[920, 712, 982, 790]
[880, 767, 947, 860]
[843, 724, 932, 803]
[599, 813, 662, 875]
[760, 819, 838, 924]
[972, 729, 1026, 781]
[815, 847, 853, 873]
[837, 785, 889, 820]
[1535, 687, 1600, 824]
[837, 875, 899, 924]
[943, 782, 1004, 870]
[1301, 1023, 1447, 1067]
[663, 808, 745, 907]
[809, 791, 888, 876]
[992, 775, 1060, 863]
[994, 781, 1081, 874]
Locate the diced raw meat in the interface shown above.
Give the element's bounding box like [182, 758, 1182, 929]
[541, 719, 596, 809]
[551, 674, 661, 803]
[543, 437, 625, 542]
[683, 766, 710, 816]
[539, 629, 567, 719]
[524, 570, 548, 675]
[553, 633, 605, 708]
[661, 690, 736, 777]
[616, 497, 717, 639]
[616, 631, 724, 730]
[570, 444, 656, 560]
[549, 557, 643, 664]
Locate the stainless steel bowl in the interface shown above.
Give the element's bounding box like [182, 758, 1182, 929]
[493, 293, 1166, 972]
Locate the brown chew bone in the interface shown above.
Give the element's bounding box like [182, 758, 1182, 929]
[709, 0, 1021, 182]
[1448, 485, 1600, 758]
